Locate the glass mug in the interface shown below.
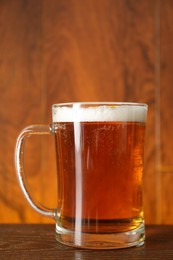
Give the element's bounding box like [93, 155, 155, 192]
[15, 102, 148, 249]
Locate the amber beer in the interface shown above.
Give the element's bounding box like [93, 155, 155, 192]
[15, 102, 147, 248]
[53, 105, 146, 234]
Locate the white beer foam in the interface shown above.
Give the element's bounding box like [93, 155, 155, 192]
[52, 105, 147, 122]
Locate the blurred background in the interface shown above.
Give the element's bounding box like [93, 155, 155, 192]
[0, 0, 173, 224]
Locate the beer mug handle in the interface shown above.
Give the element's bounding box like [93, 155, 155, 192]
[15, 124, 57, 219]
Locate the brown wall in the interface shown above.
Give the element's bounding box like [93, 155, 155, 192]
[0, 0, 172, 224]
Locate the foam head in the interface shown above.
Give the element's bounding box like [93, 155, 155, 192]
[52, 103, 147, 123]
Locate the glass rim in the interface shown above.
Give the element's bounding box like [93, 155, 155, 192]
[52, 102, 148, 108]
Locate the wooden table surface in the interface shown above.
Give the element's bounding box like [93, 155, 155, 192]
[0, 225, 173, 259]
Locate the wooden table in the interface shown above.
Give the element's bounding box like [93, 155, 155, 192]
[0, 225, 173, 259]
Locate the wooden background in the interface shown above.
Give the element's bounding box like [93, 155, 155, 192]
[0, 0, 173, 224]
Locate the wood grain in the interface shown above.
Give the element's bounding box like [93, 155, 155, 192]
[0, 0, 172, 224]
[160, 0, 173, 223]
[0, 0, 45, 222]
[0, 224, 173, 259]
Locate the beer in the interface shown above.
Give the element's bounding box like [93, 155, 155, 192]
[53, 105, 146, 234]
[15, 102, 147, 248]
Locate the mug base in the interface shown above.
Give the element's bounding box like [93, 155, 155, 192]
[55, 222, 145, 249]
